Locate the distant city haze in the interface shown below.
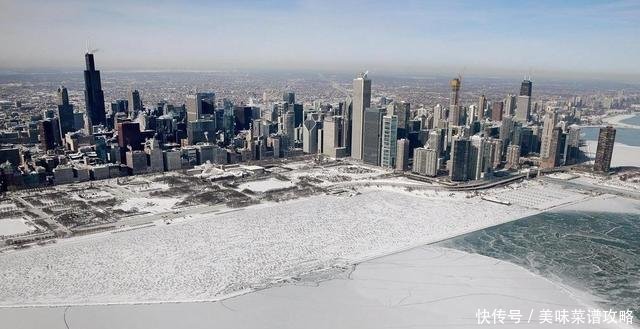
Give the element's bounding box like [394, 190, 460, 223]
[0, 0, 639, 81]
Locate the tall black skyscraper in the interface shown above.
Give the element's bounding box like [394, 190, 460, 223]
[520, 79, 532, 97]
[57, 86, 75, 139]
[84, 52, 106, 127]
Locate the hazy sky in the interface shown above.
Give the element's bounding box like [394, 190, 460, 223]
[0, 0, 639, 78]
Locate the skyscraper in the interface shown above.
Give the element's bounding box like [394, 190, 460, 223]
[389, 101, 410, 138]
[186, 92, 216, 122]
[520, 79, 533, 97]
[380, 114, 398, 168]
[449, 138, 469, 181]
[515, 79, 532, 122]
[396, 138, 410, 171]
[342, 95, 353, 155]
[56, 86, 75, 140]
[302, 119, 320, 154]
[448, 77, 462, 125]
[491, 101, 504, 121]
[478, 95, 487, 118]
[506, 145, 521, 169]
[351, 72, 371, 160]
[83, 52, 106, 127]
[322, 115, 346, 158]
[117, 121, 143, 151]
[362, 107, 383, 166]
[539, 109, 557, 156]
[515, 95, 531, 122]
[504, 94, 516, 116]
[540, 127, 561, 169]
[594, 126, 616, 172]
[413, 147, 438, 177]
[128, 89, 143, 115]
[39, 119, 58, 151]
[467, 135, 486, 180]
[283, 91, 295, 104]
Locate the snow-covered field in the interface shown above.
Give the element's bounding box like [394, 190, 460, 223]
[0, 187, 543, 306]
[0, 218, 35, 237]
[113, 197, 179, 214]
[237, 178, 295, 192]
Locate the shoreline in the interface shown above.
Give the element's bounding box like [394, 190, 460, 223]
[602, 113, 640, 127]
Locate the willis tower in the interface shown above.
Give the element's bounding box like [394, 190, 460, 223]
[84, 52, 106, 127]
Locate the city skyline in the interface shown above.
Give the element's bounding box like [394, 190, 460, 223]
[0, 0, 639, 81]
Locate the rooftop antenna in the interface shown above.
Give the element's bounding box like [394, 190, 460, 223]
[85, 38, 99, 54]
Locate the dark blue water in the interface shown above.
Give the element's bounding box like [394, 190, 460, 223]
[440, 211, 640, 315]
[582, 127, 640, 147]
[622, 115, 640, 127]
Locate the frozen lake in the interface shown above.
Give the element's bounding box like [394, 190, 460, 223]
[0, 188, 544, 306]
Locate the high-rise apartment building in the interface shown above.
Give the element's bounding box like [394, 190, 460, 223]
[449, 138, 470, 181]
[413, 147, 438, 177]
[396, 138, 410, 171]
[594, 126, 616, 172]
[380, 114, 398, 168]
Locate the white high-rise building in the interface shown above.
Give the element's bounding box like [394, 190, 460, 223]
[302, 119, 320, 154]
[413, 147, 438, 177]
[540, 107, 559, 159]
[380, 114, 398, 168]
[322, 115, 347, 158]
[396, 138, 410, 171]
[514, 95, 531, 122]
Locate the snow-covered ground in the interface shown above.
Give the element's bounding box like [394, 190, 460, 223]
[570, 171, 640, 193]
[280, 163, 391, 185]
[483, 180, 589, 210]
[0, 218, 35, 237]
[582, 140, 640, 168]
[113, 197, 179, 214]
[237, 178, 295, 192]
[0, 187, 547, 306]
